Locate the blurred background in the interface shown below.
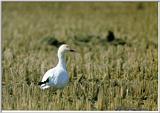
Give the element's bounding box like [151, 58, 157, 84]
[2, 2, 158, 110]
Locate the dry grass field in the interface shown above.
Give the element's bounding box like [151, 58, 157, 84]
[2, 2, 158, 110]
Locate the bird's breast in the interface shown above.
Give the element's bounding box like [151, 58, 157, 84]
[53, 69, 69, 88]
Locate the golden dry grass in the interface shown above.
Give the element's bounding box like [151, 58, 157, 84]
[2, 2, 158, 110]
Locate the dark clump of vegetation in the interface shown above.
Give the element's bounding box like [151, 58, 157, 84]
[42, 36, 65, 47]
[106, 30, 115, 42]
[105, 30, 126, 46]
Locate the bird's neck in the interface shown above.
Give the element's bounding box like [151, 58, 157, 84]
[57, 51, 66, 69]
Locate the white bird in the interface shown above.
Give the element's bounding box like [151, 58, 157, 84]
[38, 44, 76, 90]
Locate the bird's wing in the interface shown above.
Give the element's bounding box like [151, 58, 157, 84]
[41, 68, 55, 82]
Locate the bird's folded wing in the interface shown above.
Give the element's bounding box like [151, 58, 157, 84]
[41, 68, 55, 82]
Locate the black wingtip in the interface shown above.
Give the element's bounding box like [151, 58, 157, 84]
[38, 82, 43, 85]
[38, 78, 50, 85]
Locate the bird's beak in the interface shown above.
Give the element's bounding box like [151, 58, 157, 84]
[70, 49, 76, 52]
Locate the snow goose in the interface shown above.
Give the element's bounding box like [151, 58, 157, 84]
[38, 44, 76, 89]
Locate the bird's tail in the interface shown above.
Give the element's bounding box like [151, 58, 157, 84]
[40, 85, 50, 89]
[38, 82, 50, 90]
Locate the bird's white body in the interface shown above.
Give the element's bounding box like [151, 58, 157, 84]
[40, 67, 69, 89]
[39, 44, 75, 90]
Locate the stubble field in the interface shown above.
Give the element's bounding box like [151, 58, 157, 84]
[2, 2, 158, 110]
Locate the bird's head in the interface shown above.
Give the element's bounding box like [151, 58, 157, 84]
[58, 44, 76, 54]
